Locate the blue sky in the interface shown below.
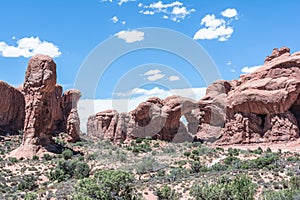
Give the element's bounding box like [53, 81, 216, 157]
[1, 0, 300, 130]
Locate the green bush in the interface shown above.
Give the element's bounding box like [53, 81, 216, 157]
[32, 155, 39, 160]
[8, 157, 18, 163]
[62, 149, 73, 160]
[18, 175, 38, 191]
[156, 184, 180, 200]
[49, 160, 90, 182]
[43, 153, 52, 161]
[228, 148, 239, 156]
[252, 147, 263, 155]
[183, 151, 191, 158]
[223, 156, 241, 165]
[191, 149, 200, 156]
[190, 174, 256, 200]
[190, 161, 202, 173]
[74, 170, 134, 199]
[262, 189, 300, 200]
[136, 157, 158, 174]
[24, 192, 38, 200]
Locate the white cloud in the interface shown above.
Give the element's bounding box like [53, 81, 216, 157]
[194, 25, 233, 41]
[0, 37, 61, 58]
[140, 1, 195, 22]
[201, 14, 225, 29]
[230, 69, 236, 73]
[116, 86, 165, 97]
[79, 87, 207, 131]
[143, 69, 161, 76]
[115, 30, 145, 43]
[221, 8, 238, 18]
[193, 9, 238, 41]
[147, 73, 165, 81]
[140, 10, 155, 15]
[118, 0, 135, 6]
[226, 61, 232, 65]
[122, 21, 126, 25]
[102, 0, 135, 6]
[168, 75, 180, 81]
[241, 65, 262, 74]
[146, 1, 183, 9]
[111, 16, 119, 23]
[142, 69, 165, 81]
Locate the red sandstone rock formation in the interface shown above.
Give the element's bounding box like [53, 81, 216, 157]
[0, 81, 25, 133]
[63, 89, 81, 142]
[9, 55, 81, 158]
[218, 47, 300, 144]
[87, 47, 300, 146]
[87, 96, 198, 143]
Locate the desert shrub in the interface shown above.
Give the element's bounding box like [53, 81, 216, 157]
[248, 152, 280, 170]
[169, 167, 189, 181]
[190, 161, 202, 173]
[153, 142, 160, 148]
[24, 192, 38, 200]
[135, 138, 143, 143]
[49, 160, 90, 182]
[287, 156, 300, 162]
[162, 146, 176, 154]
[191, 149, 200, 156]
[62, 149, 73, 160]
[211, 163, 228, 171]
[198, 145, 215, 156]
[156, 184, 180, 200]
[289, 176, 300, 190]
[132, 142, 152, 154]
[8, 157, 18, 163]
[223, 156, 241, 165]
[190, 174, 256, 200]
[18, 174, 38, 191]
[252, 147, 263, 155]
[262, 190, 300, 200]
[74, 170, 134, 199]
[136, 157, 159, 174]
[43, 153, 52, 161]
[266, 147, 272, 153]
[228, 148, 239, 156]
[183, 151, 191, 158]
[32, 155, 39, 160]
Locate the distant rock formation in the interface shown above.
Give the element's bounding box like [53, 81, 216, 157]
[6, 55, 81, 158]
[87, 47, 300, 145]
[87, 96, 198, 143]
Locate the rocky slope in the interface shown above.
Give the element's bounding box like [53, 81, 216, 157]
[0, 54, 82, 158]
[88, 47, 300, 145]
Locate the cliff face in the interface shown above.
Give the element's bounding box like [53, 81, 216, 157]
[0, 81, 25, 133]
[3, 55, 82, 158]
[88, 47, 300, 145]
[218, 47, 300, 144]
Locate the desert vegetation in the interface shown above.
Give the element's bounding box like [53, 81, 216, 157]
[1, 132, 300, 200]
